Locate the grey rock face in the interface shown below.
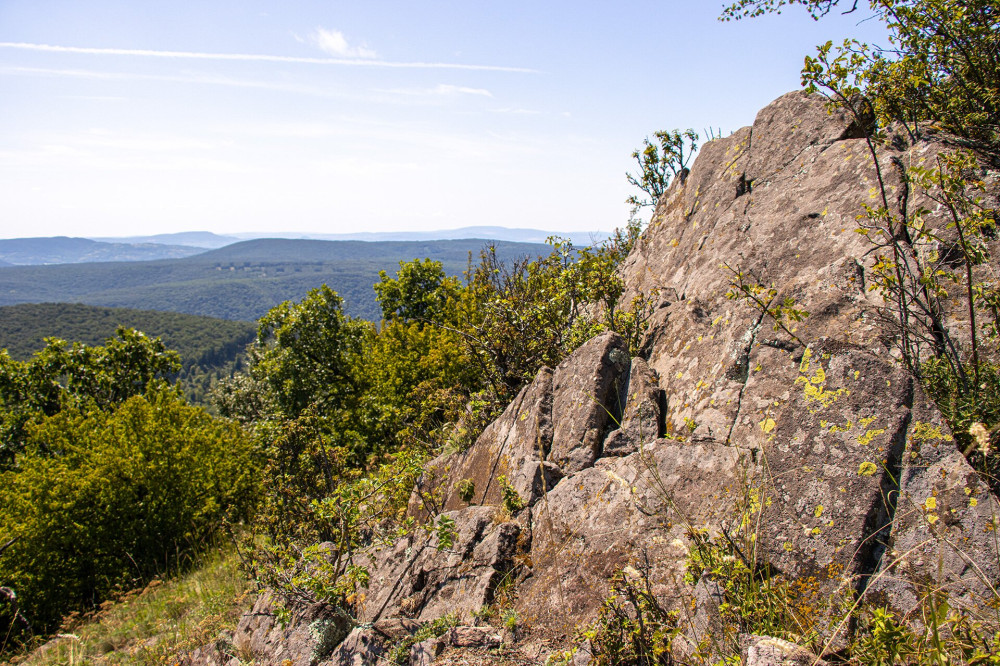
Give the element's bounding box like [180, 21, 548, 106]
[602, 357, 662, 456]
[358, 506, 520, 624]
[230, 90, 999, 664]
[517, 438, 745, 633]
[548, 332, 631, 473]
[318, 627, 385, 666]
[228, 592, 351, 666]
[869, 390, 1000, 620]
[409, 637, 444, 666]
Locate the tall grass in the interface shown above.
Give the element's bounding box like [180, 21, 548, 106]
[5, 546, 251, 666]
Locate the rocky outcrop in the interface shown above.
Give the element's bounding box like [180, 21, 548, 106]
[409, 332, 634, 514]
[214, 90, 999, 664]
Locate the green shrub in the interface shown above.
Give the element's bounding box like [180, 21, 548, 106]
[457, 479, 476, 504]
[0, 388, 257, 646]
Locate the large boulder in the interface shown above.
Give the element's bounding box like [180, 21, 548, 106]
[228, 592, 352, 666]
[547, 332, 631, 473]
[516, 438, 745, 634]
[408, 332, 632, 515]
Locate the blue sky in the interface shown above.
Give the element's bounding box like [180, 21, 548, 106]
[0, 1, 888, 239]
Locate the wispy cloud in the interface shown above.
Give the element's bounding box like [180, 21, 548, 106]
[311, 28, 376, 59]
[493, 107, 541, 115]
[0, 65, 369, 100]
[377, 83, 494, 97]
[0, 42, 536, 73]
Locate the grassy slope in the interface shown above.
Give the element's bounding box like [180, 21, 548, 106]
[8, 548, 252, 666]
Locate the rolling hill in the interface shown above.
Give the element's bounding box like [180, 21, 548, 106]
[0, 238, 549, 321]
[0, 302, 257, 406]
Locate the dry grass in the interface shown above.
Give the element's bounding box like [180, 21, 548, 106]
[4, 546, 253, 666]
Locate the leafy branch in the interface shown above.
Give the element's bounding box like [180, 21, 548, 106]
[724, 263, 810, 348]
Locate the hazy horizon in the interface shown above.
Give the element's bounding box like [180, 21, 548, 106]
[1, 1, 888, 238]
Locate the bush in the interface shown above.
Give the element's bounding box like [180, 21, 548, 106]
[0, 388, 257, 646]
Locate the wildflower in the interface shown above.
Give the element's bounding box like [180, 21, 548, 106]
[969, 422, 991, 455]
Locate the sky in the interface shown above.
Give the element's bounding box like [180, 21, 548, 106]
[0, 1, 890, 239]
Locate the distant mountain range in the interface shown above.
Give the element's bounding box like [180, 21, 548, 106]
[0, 227, 608, 267]
[226, 226, 610, 246]
[0, 237, 549, 321]
[0, 236, 207, 265]
[89, 231, 241, 249]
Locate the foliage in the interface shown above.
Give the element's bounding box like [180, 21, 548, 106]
[584, 561, 682, 666]
[457, 478, 476, 504]
[497, 475, 526, 517]
[219, 273, 476, 623]
[367, 261, 478, 453]
[745, 0, 1000, 162]
[721, 0, 866, 20]
[373, 258, 463, 325]
[385, 613, 458, 665]
[626, 129, 699, 213]
[0, 389, 257, 647]
[250, 285, 369, 419]
[0, 327, 181, 469]
[456, 226, 649, 405]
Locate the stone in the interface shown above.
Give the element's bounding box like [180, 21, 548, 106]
[741, 634, 828, 666]
[319, 627, 385, 666]
[548, 331, 630, 473]
[734, 345, 913, 583]
[869, 389, 1000, 620]
[359, 506, 520, 624]
[516, 438, 745, 634]
[229, 592, 351, 666]
[409, 637, 444, 666]
[602, 357, 662, 456]
[572, 639, 595, 665]
[444, 626, 502, 648]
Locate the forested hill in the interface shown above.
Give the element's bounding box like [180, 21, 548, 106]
[0, 303, 256, 406]
[0, 303, 254, 363]
[0, 238, 549, 321]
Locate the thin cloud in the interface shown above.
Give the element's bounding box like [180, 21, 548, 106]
[378, 83, 493, 97]
[0, 42, 536, 73]
[312, 28, 376, 59]
[0, 65, 373, 101]
[493, 107, 541, 115]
